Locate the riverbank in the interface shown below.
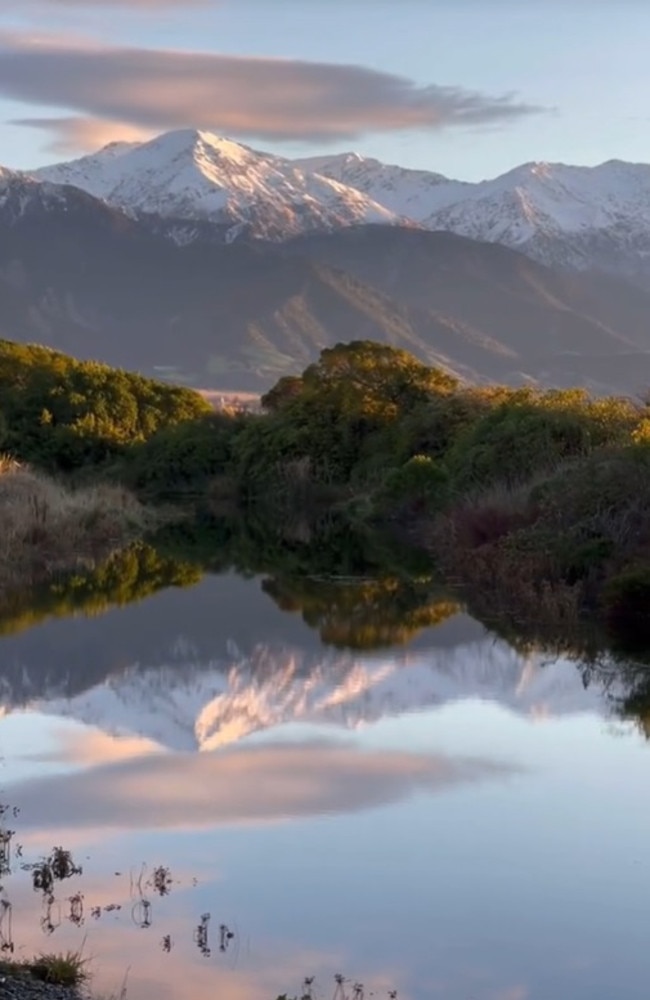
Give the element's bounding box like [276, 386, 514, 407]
[0, 958, 86, 1000]
[0, 971, 82, 1000]
[0, 461, 157, 598]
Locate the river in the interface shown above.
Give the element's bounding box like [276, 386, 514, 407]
[0, 543, 648, 1000]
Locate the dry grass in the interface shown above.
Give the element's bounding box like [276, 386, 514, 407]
[0, 462, 155, 595]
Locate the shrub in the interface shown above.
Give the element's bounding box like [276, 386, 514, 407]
[125, 412, 245, 495]
[447, 389, 637, 491]
[377, 455, 450, 516]
[31, 951, 88, 987]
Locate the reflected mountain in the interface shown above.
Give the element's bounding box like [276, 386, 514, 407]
[10, 634, 625, 752]
[0, 536, 639, 749]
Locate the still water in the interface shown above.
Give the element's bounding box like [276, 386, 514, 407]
[0, 550, 649, 1000]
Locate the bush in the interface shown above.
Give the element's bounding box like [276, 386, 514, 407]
[125, 413, 245, 495]
[447, 389, 637, 491]
[377, 455, 450, 516]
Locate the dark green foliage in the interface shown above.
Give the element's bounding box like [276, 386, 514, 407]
[447, 389, 637, 491]
[603, 567, 650, 644]
[124, 412, 246, 496]
[0, 339, 211, 471]
[376, 455, 450, 516]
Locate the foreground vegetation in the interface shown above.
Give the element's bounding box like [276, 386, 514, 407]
[0, 459, 157, 599]
[2, 336, 650, 647]
[0, 339, 212, 596]
[0, 951, 87, 989]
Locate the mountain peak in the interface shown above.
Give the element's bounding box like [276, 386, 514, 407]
[134, 128, 256, 163]
[32, 127, 400, 240]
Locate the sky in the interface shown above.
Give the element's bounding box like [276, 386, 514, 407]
[0, 0, 648, 180]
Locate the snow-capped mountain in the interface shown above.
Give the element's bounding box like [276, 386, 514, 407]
[31, 131, 650, 282]
[294, 153, 650, 279]
[33, 129, 401, 241]
[293, 151, 460, 222]
[5, 636, 618, 753]
[423, 159, 650, 275]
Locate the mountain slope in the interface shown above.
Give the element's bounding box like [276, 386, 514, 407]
[0, 173, 431, 387]
[3, 170, 650, 392]
[33, 129, 401, 241]
[287, 226, 650, 394]
[33, 132, 650, 287]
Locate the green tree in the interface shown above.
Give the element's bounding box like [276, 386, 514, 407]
[0, 339, 212, 472]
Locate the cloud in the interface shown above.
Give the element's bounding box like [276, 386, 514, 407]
[0, 32, 543, 152]
[11, 115, 156, 153]
[11, 741, 515, 832]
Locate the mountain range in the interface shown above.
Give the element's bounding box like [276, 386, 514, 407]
[0, 129, 649, 392]
[35, 131, 650, 286]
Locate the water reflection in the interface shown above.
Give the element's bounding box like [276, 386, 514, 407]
[10, 741, 516, 834]
[1, 526, 650, 999]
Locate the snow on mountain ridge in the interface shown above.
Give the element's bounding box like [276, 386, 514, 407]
[32, 129, 402, 241]
[25, 130, 650, 275]
[294, 151, 459, 221]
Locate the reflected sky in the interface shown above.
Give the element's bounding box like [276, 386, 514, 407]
[1, 571, 649, 1000]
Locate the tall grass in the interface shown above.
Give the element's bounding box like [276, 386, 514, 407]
[0, 461, 154, 595]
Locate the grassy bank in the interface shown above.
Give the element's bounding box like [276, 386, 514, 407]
[0, 460, 155, 597]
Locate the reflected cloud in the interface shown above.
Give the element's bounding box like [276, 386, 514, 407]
[34, 726, 165, 765]
[11, 741, 517, 832]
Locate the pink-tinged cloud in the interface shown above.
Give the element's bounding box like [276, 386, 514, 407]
[11, 115, 156, 153]
[0, 32, 543, 151]
[10, 741, 516, 832]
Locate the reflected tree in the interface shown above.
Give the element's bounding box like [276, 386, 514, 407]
[263, 575, 460, 650]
